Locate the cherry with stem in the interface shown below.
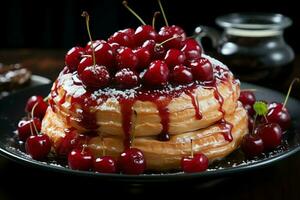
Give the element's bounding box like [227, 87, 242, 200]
[81, 12, 96, 67]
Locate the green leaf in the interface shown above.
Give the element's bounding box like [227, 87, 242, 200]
[253, 101, 268, 116]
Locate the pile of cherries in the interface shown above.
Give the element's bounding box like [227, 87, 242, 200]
[239, 78, 298, 157]
[65, 8, 213, 91]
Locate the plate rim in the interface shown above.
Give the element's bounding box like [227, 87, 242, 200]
[0, 83, 300, 182]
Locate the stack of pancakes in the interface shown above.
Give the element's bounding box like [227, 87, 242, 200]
[42, 55, 248, 171]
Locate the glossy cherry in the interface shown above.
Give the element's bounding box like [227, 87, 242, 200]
[158, 25, 186, 49]
[55, 129, 84, 156]
[134, 47, 152, 70]
[181, 38, 202, 60]
[115, 68, 139, 89]
[118, 148, 146, 175]
[94, 41, 114, 67]
[265, 102, 291, 131]
[25, 95, 48, 119]
[115, 47, 138, 70]
[181, 153, 209, 173]
[241, 134, 264, 157]
[189, 58, 213, 82]
[109, 42, 121, 54]
[25, 134, 51, 160]
[94, 156, 117, 173]
[164, 49, 185, 67]
[17, 118, 41, 142]
[108, 29, 134, 47]
[77, 56, 93, 75]
[65, 47, 84, 71]
[80, 65, 110, 89]
[256, 123, 283, 150]
[142, 60, 169, 87]
[239, 91, 256, 106]
[171, 65, 193, 84]
[134, 25, 157, 46]
[85, 40, 104, 54]
[68, 148, 93, 171]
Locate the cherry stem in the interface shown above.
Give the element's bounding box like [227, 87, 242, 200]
[152, 11, 160, 29]
[28, 113, 34, 136]
[283, 78, 299, 108]
[190, 139, 194, 158]
[156, 35, 181, 47]
[122, 1, 146, 25]
[157, 0, 169, 26]
[31, 102, 40, 135]
[81, 11, 96, 66]
[81, 144, 87, 154]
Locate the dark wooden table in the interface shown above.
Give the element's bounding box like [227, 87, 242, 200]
[0, 49, 300, 200]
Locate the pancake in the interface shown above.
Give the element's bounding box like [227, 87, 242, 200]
[42, 102, 248, 171]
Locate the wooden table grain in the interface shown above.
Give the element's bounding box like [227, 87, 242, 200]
[0, 49, 300, 200]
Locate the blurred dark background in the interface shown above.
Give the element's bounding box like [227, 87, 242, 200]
[0, 0, 299, 52]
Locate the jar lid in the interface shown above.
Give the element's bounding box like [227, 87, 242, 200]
[216, 13, 292, 30]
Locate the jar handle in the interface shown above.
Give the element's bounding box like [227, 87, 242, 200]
[193, 25, 221, 50]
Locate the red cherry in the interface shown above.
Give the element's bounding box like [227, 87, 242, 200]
[265, 102, 291, 131]
[134, 47, 152, 70]
[118, 148, 146, 175]
[239, 91, 256, 106]
[25, 134, 51, 160]
[164, 49, 186, 67]
[94, 156, 117, 173]
[115, 68, 139, 89]
[142, 39, 156, 54]
[85, 40, 104, 54]
[241, 134, 264, 157]
[68, 148, 93, 171]
[181, 153, 209, 173]
[134, 25, 157, 46]
[80, 65, 110, 89]
[77, 56, 93, 76]
[181, 38, 202, 60]
[94, 41, 114, 67]
[153, 45, 166, 60]
[55, 129, 84, 156]
[158, 25, 186, 49]
[123, 28, 135, 35]
[189, 58, 213, 82]
[108, 29, 134, 47]
[171, 65, 193, 84]
[256, 123, 283, 150]
[109, 42, 121, 54]
[142, 40, 166, 60]
[25, 95, 48, 119]
[65, 47, 84, 71]
[17, 118, 41, 142]
[115, 47, 138, 70]
[142, 60, 169, 87]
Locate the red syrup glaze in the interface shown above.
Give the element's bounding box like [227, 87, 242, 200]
[119, 98, 135, 149]
[185, 91, 202, 120]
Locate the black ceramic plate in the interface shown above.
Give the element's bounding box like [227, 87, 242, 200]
[0, 83, 299, 182]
